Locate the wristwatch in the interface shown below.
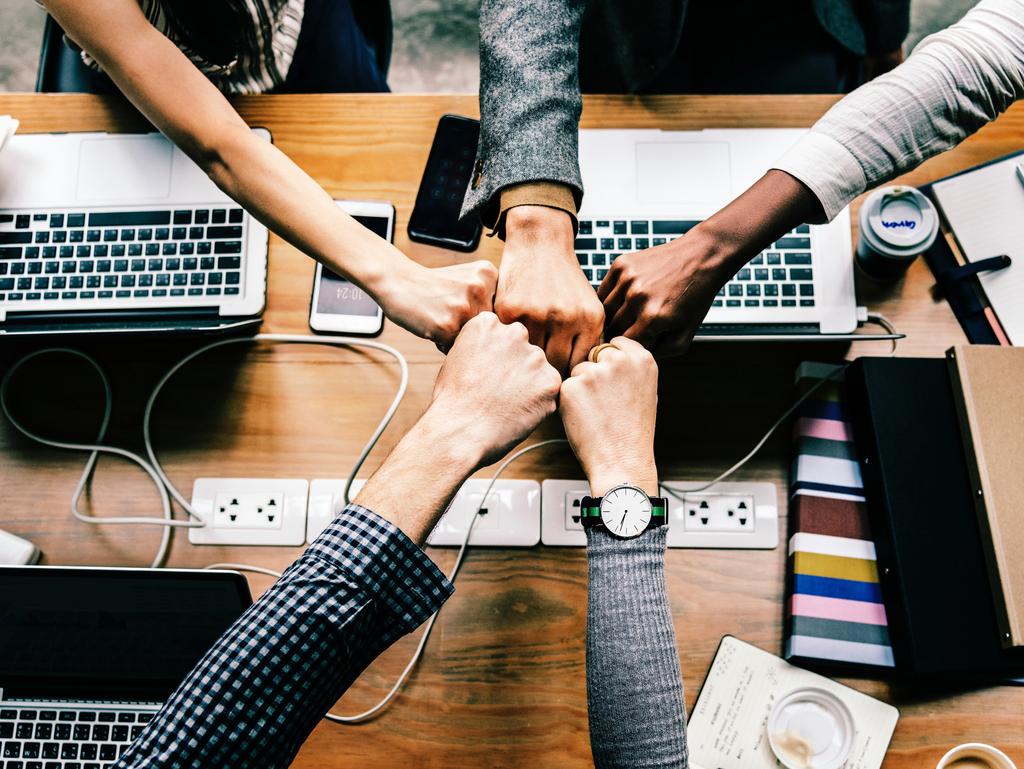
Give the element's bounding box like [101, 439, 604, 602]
[580, 483, 668, 539]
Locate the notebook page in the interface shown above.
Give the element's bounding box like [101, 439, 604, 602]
[688, 637, 898, 769]
[931, 157, 1024, 345]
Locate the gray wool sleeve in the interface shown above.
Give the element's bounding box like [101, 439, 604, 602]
[460, 0, 586, 226]
[585, 527, 689, 769]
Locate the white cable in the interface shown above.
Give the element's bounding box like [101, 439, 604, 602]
[323, 438, 569, 725]
[865, 311, 899, 357]
[660, 312, 900, 502]
[1, 348, 178, 567]
[1, 335, 409, 567]
[203, 562, 284, 580]
[140, 333, 409, 517]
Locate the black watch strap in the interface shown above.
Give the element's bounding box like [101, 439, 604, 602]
[580, 495, 668, 531]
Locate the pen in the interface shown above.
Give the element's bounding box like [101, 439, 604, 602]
[1016, 161, 1024, 188]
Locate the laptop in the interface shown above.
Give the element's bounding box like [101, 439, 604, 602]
[0, 565, 252, 766]
[0, 131, 269, 337]
[576, 128, 859, 338]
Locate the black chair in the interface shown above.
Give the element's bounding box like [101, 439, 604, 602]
[35, 3, 393, 94]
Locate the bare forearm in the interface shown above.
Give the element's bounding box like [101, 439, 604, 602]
[687, 169, 824, 274]
[207, 129, 405, 295]
[355, 409, 484, 545]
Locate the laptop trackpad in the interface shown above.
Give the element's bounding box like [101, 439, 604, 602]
[77, 136, 173, 201]
[636, 142, 731, 207]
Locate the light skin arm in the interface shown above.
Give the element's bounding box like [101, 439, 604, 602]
[356, 311, 562, 545]
[600, 170, 822, 357]
[43, 0, 497, 348]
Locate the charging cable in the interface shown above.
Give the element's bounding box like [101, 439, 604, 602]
[0, 335, 408, 567]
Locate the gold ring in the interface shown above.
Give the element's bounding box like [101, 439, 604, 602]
[588, 342, 617, 363]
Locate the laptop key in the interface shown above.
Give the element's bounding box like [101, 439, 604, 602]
[195, 210, 210, 224]
[214, 241, 241, 254]
[198, 242, 212, 255]
[153, 228, 168, 241]
[784, 252, 812, 265]
[16, 724, 33, 739]
[775, 237, 809, 250]
[229, 208, 244, 223]
[789, 268, 813, 281]
[183, 257, 197, 271]
[800, 299, 815, 307]
[173, 274, 187, 286]
[60, 744, 78, 760]
[189, 227, 204, 240]
[0, 279, 12, 291]
[80, 744, 97, 759]
[180, 242, 195, 255]
[208, 272, 222, 285]
[111, 725, 129, 741]
[103, 276, 117, 288]
[0, 247, 23, 259]
[77, 713, 95, 723]
[145, 244, 160, 256]
[172, 227, 187, 240]
[212, 209, 227, 224]
[156, 274, 170, 286]
[173, 210, 192, 225]
[225, 272, 240, 285]
[200, 257, 214, 270]
[217, 256, 241, 270]
[99, 745, 117, 761]
[86, 276, 101, 288]
[170, 288, 185, 296]
[139, 274, 153, 287]
[76, 246, 90, 258]
[206, 287, 222, 296]
[225, 286, 240, 295]
[49, 214, 64, 228]
[188, 287, 203, 296]
[4, 743, 21, 757]
[163, 243, 177, 256]
[35, 231, 49, 244]
[128, 244, 143, 257]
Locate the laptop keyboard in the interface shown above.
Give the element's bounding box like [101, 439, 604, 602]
[0, 705, 155, 768]
[0, 206, 246, 306]
[575, 219, 816, 309]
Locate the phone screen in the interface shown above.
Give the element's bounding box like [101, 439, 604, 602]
[408, 115, 482, 250]
[315, 214, 387, 317]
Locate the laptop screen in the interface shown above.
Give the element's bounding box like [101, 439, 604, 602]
[0, 566, 252, 702]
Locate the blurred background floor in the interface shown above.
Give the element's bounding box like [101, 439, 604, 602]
[0, 0, 979, 93]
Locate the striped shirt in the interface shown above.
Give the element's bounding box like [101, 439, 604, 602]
[73, 0, 305, 94]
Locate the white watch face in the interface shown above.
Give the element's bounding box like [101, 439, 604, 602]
[599, 486, 652, 539]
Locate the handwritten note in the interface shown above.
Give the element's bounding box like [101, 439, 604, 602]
[688, 637, 898, 769]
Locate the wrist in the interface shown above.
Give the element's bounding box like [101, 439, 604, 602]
[410, 405, 487, 477]
[504, 205, 573, 246]
[586, 458, 659, 498]
[356, 243, 415, 300]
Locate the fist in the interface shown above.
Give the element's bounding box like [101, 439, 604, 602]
[431, 312, 562, 466]
[559, 337, 659, 496]
[385, 260, 498, 351]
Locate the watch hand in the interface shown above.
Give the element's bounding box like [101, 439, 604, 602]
[620, 512, 627, 528]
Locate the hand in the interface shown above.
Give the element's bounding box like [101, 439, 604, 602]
[599, 229, 729, 358]
[356, 311, 561, 542]
[496, 206, 605, 375]
[599, 169, 825, 357]
[429, 311, 562, 467]
[559, 337, 659, 496]
[379, 260, 498, 351]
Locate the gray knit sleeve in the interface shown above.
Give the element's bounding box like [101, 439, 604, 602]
[585, 527, 688, 769]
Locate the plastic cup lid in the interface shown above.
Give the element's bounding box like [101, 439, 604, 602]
[767, 687, 855, 769]
[860, 185, 938, 254]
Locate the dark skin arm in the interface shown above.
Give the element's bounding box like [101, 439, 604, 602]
[599, 170, 824, 357]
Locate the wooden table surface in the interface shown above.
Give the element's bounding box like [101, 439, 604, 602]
[1, 93, 1022, 768]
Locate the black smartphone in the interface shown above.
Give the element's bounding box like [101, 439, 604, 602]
[408, 114, 482, 252]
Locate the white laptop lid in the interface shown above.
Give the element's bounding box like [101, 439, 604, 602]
[578, 128, 808, 218]
[0, 131, 256, 209]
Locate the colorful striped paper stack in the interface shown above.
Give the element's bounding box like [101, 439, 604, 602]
[784, 362, 895, 671]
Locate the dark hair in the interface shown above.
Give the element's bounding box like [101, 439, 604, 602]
[161, 0, 251, 67]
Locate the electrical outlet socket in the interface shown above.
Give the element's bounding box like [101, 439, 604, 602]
[189, 478, 309, 546]
[307, 478, 368, 543]
[427, 479, 540, 547]
[663, 481, 778, 549]
[542, 480, 778, 549]
[307, 479, 540, 547]
[541, 479, 591, 546]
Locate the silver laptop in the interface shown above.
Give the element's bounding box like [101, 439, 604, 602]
[0, 131, 269, 337]
[577, 129, 858, 338]
[0, 565, 252, 767]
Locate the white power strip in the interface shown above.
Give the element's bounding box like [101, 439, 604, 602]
[306, 478, 540, 547]
[189, 478, 309, 546]
[541, 480, 778, 549]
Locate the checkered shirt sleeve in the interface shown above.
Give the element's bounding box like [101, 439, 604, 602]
[113, 504, 454, 769]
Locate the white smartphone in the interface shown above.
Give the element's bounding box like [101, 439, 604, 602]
[309, 200, 393, 335]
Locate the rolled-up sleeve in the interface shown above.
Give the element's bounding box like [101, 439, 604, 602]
[115, 504, 453, 769]
[774, 0, 1024, 222]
